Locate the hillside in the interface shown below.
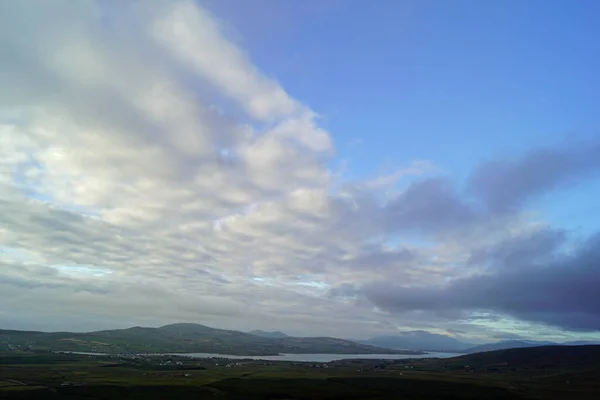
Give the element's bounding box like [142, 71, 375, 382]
[360, 330, 473, 352]
[0, 323, 422, 356]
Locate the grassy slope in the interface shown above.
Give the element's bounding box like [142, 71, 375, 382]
[0, 323, 418, 355]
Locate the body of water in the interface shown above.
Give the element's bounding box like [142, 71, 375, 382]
[174, 352, 459, 363]
[61, 351, 461, 363]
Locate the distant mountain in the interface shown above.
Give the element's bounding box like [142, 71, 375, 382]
[0, 323, 422, 356]
[562, 340, 600, 346]
[521, 340, 557, 346]
[249, 330, 289, 339]
[360, 330, 474, 352]
[465, 340, 556, 353]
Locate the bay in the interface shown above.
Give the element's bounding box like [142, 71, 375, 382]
[173, 351, 459, 363]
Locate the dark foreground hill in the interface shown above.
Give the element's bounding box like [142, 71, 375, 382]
[464, 339, 600, 354]
[464, 340, 556, 354]
[0, 323, 421, 356]
[449, 344, 600, 369]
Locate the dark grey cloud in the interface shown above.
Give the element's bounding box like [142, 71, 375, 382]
[353, 230, 600, 331]
[346, 245, 414, 270]
[469, 140, 600, 213]
[467, 228, 566, 269]
[379, 139, 600, 239]
[446, 328, 467, 335]
[1, 261, 111, 295]
[383, 178, 477, 234]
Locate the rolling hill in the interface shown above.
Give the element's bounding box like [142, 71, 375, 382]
[0, 323, 422, 356]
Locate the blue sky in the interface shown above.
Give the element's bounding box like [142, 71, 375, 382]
[2, 0, 600, 342]
[207, 0, 600, 231]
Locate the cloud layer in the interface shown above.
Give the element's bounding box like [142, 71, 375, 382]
[1, 0, 599, 341]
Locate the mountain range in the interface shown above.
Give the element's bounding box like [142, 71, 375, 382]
[0, 323, 422, 356]
[4, 323, 597, 356]
[358, 331, 600, 353]
[359, 330, 474, 352]
[249, 330, 289, 339]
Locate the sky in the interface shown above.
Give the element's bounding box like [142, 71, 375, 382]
[1, 0, 600, 344]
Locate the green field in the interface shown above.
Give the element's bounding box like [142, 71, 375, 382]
[2, 346, 600, 399]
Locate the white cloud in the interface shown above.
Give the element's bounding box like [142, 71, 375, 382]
[151, 1, 298, 122]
